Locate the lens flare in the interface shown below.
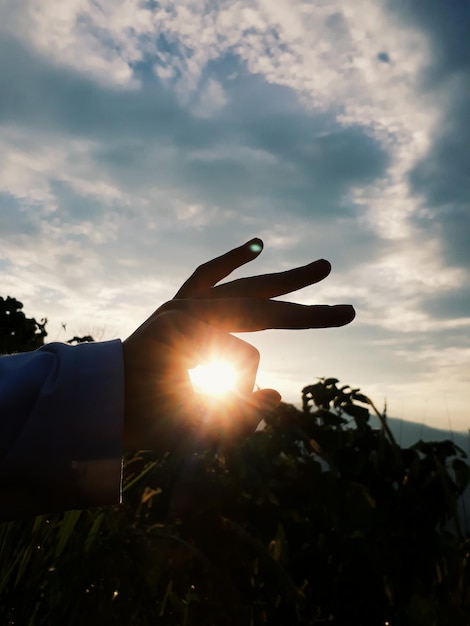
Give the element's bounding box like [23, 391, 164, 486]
[189, 360, 237, 396]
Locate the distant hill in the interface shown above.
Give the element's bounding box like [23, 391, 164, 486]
[386, 417, 469, 451]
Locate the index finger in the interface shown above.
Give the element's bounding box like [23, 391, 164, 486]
[175, 238, 264, 298]
[199, 259, 331, 299]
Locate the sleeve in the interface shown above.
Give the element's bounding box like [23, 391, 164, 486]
[0, 340, 124, 520]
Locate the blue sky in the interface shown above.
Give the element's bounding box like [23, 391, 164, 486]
[1, 0, 469, 431]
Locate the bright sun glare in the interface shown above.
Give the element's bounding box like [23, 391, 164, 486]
[189, 360, 237, 396]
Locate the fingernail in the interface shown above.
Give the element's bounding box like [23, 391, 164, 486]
[246, 237, 263, 254]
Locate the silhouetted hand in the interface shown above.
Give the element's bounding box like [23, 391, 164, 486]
[122, 238, 355, 451]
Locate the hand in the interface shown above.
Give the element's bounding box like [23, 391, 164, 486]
[122, 238, 355, 451]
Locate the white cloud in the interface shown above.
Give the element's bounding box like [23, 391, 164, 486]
[192, 78, 228, 118]
[16, 0, 439, 245]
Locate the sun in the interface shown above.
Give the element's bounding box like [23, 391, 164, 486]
[189, 360, 237, 397]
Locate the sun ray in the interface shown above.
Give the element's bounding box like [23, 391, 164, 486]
[189, 360, 237, 396]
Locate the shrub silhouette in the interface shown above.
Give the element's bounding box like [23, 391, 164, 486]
[1, 299, 469, 625]
[0, 296, 47, 354]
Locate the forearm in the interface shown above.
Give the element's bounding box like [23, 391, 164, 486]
[0, 341, 124, 520]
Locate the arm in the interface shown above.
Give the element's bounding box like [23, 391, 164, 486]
[0, 341, 123, 520]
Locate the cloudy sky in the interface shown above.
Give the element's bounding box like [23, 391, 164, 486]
[1, 0, 469, 432]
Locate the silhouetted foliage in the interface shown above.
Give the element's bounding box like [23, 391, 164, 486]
[1, 302, 469, 625]
[67, 335, 95, 345]
[0, 296, 47, 354]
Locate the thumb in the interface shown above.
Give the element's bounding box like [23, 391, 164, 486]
[252, 388, 282, 413]
[232, 388, 282, 439]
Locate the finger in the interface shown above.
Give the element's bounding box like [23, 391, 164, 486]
[247, 388, 282, 433]
[197, 388, 282, 444]
[174, 238, 264, 298]
[197, 258, 331, 299]
[159, 299, 356, 331]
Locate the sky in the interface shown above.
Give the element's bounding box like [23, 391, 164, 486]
[1, 0, 469, 432]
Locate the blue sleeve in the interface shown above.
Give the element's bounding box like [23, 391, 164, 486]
[0, 340, 124, 520]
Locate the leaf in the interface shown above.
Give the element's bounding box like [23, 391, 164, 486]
[84, 510, 105, 553]
[123, 460, 158, 493]
[342, 403, 369, 426]
[351, 392, 370, 404]
[54, 509, 82, 558]
[141, 486, 163, 504]
[159, 579, 174, 617]
[302, 382, 331, 408]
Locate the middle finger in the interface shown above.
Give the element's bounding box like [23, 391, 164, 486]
[159, 298, 356, 331]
